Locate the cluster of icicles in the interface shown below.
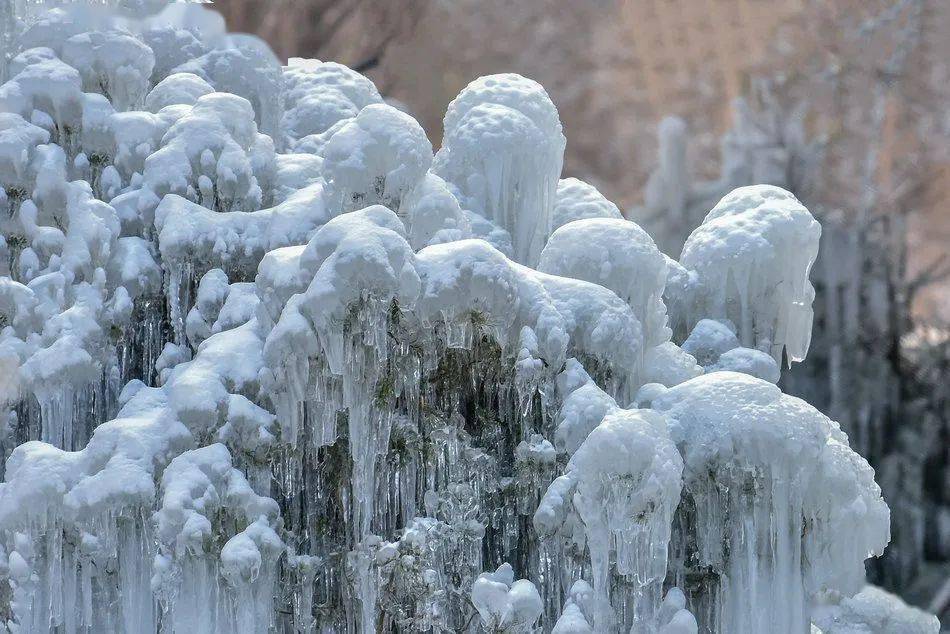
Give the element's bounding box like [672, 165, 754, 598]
[0, 3, 927, 634]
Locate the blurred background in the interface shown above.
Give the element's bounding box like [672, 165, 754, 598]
[218, 0, 950, 624]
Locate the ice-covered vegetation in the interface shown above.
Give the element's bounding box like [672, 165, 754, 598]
[0, 3, 936, 633]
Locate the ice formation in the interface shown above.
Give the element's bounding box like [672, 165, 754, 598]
[322, 103, 432, 213]
[811, 585, 939, 634]
[673, 185, 821, 365]
[550, 177, 623, 233]
[651, 372, 891, 633]
[0, 3, 920, 634]
[471, 563, 543, 632]
[680, 319, 779, 383]
[433, 74, 566, 267]
[536, 401, 683, 631]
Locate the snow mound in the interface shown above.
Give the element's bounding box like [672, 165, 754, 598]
[434, 73, 565, 266]
[471, 563, 543, 633]
[539, 217, 669, 347]
[537, 398, 682, 629]
[397, 172, 471, 250]
[652, 371, 890, 633]
[678, 185, 820, 364]
[443, 73, 563, 141]
[812, 586, 939, 634]
[281, 59, 383, 150]
[62, 30, 155, 111]
[681, 318, 739, 366]
[551, 177, 623, 233]
[145, 72, 214, 112]
[173, 40, 284, 140]
[323, 103, 432, 213]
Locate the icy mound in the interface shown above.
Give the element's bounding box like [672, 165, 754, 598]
[708, 346, 780, 383]
[281, 58, 382, 150]
[0, 57, 85, 147]
[811, 586, 939, 634]
[680, 318, 740, 366]
[144, 72, 214, 112]
[434, 74, 565, 266]
[550, 177, 623, 233]
[173, 39, 284, 141]
[140, 25, 208, 84]
[550, 359, 620, 456]
[541, 361, 688, 629]
[153, 443, 282, 634]
[397, 172, 471, 250]
[62, 30, 155, 111]
[539, 218, 700, 390]
[0, 115, 50, 198]
[282, 89, 358, 147]
[680, 318, 779, 382]
[552, 580, 597, 633]
[677, 185, 820, 364]
[322, 103, 433, 213]
[442, 73, 564, 142]
[656, 587, 699, 634]
[539, 217, 669, 348]
[142, 91, 277, 214]
[536, 386, 682, 629]
[570, 408, 681, 573]
[471, 563, 543, 633]
[651, 372, 890, 633]
[284, 58, 382, 112]
[262, 206, 417, 358]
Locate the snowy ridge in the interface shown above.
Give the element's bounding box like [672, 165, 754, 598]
[0, 3, 925, 634]
[155, 181, 330, 279]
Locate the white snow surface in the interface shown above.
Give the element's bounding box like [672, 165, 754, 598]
[434, 73, 565, 267]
